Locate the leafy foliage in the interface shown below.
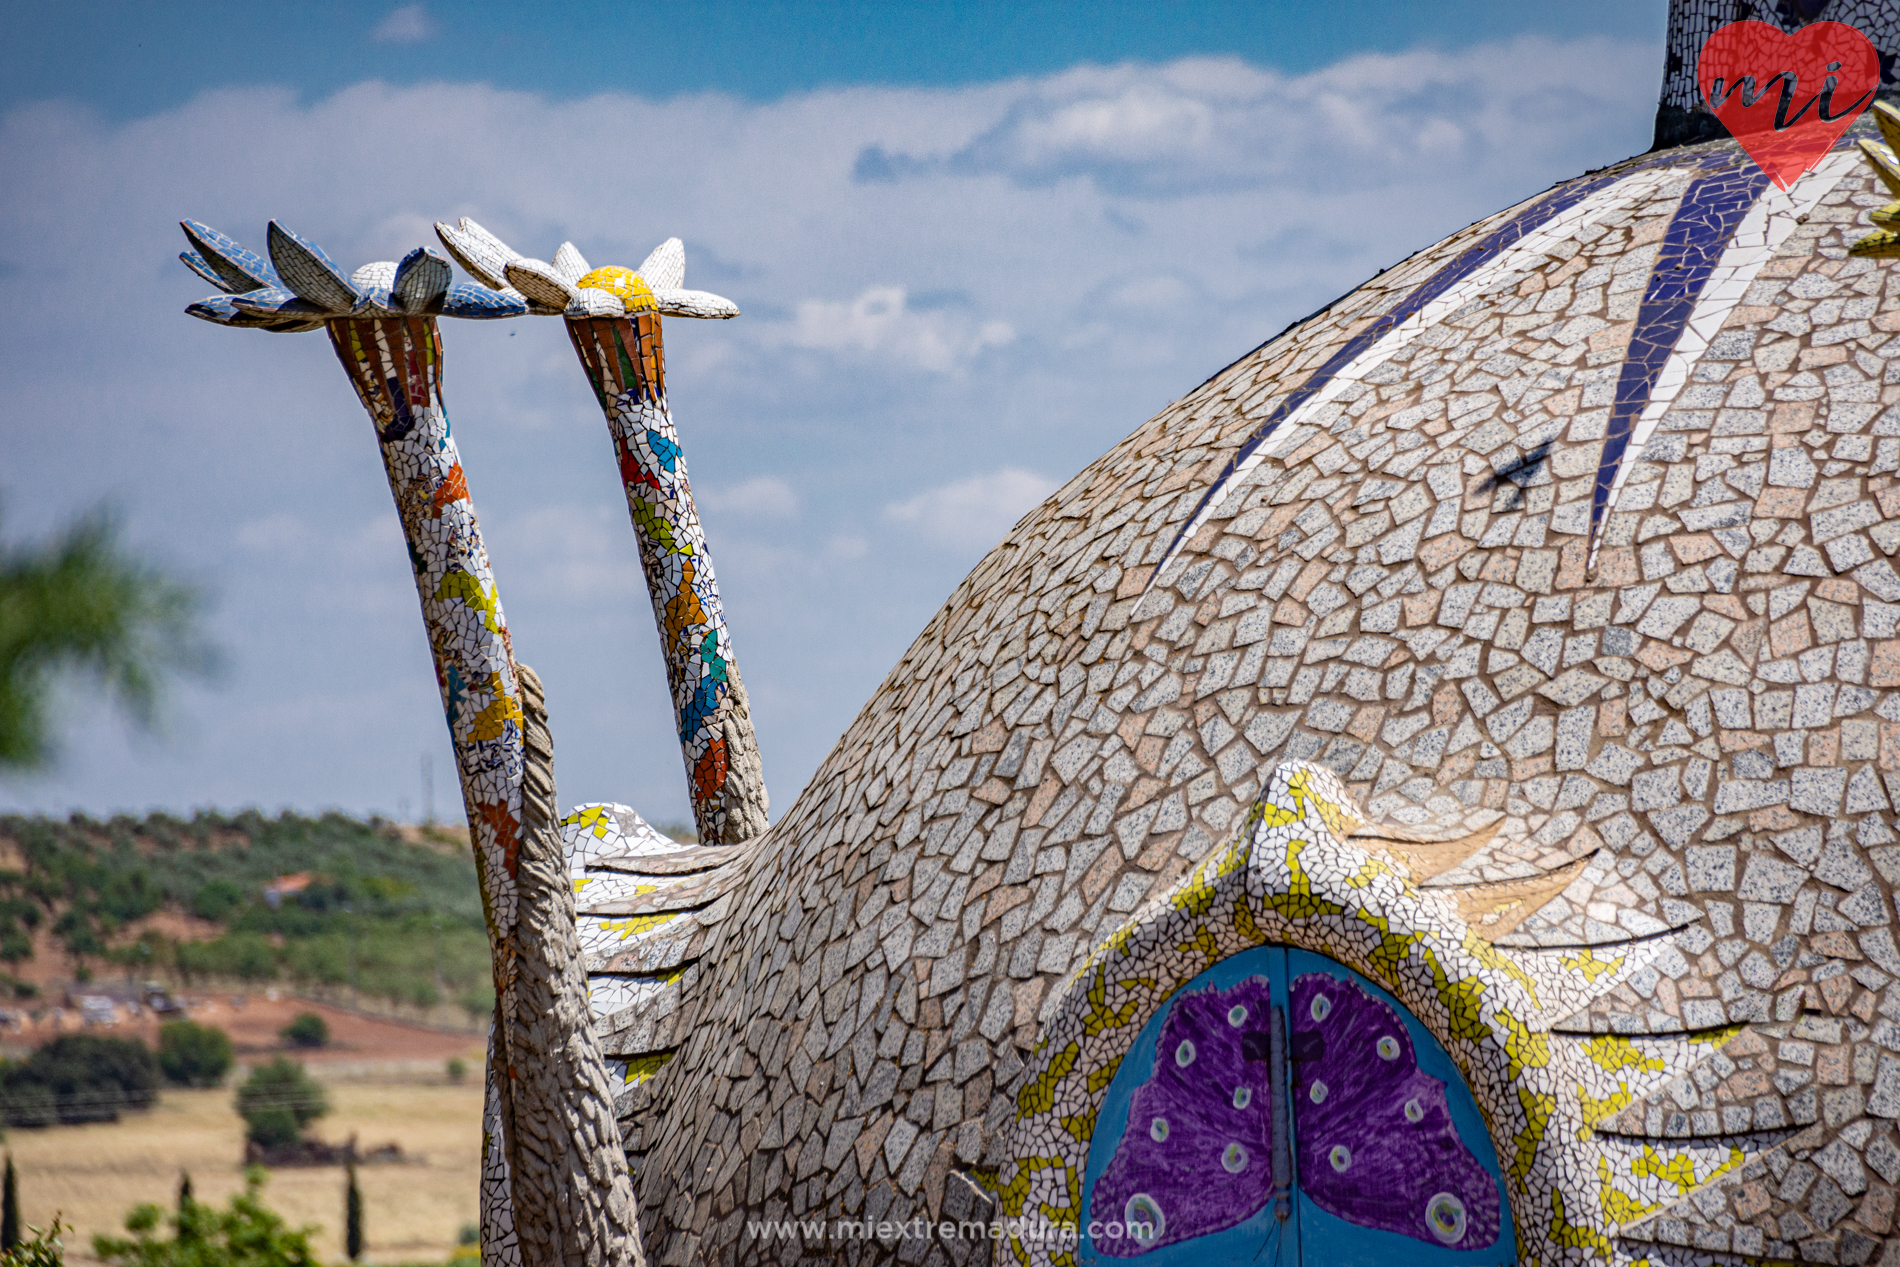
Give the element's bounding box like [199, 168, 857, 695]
[233, 1060, 327, 1148]
[156, 1022, 233, 1089]
[0, 810, 494, 1017]
[0, 508, 211, 771]
[0, 1217, 65, 1267]
[277, 1015, 325, 1050]
[0, 1035, 158, 1125]
[92, 1168, 318, 1267]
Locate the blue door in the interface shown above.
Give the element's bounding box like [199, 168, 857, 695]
[1078, 946, 1514, 1267]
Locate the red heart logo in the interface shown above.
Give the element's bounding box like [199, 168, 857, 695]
[1699, 20, 1880, 189]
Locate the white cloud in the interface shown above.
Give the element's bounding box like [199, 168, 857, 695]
[373, 4, 438, 43]
[885, 468, 1058, 552]
[861, 40, 1652, 197]
[698, 476, 799, 519]
[0, 34, 1655, 818]
[780, 286, 1015, 374]
[498, 505, 643, 600]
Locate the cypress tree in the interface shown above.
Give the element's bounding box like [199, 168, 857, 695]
[345, 1157, 363, 1261]
[2, 1152, 19, 1250]
[177, 1170, 197, 1241]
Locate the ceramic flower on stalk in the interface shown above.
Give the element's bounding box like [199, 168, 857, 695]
[436, 217, 769, 846]
[179, 219, 527, 329]
[178, 220, 642, 1267]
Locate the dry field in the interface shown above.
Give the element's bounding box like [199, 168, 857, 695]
[7, 1065, 487, 1265]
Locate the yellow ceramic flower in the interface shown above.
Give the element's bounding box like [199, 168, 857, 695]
[433, 218, 739, 320]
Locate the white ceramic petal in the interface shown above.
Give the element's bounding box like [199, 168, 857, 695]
[267, 222, 359, 312]
[392, 248, 455, 313]
[435, 218, 522, 291]
[552, 241, 591, 282]
[651, 288, 739, 319]
[636, 238, 685, 292]
[565, 289, 627, 319]
[505, 258, 581, 311]
[352, 261, 398, 290]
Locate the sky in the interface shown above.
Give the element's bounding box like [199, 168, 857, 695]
[1, 1, 1668, 828]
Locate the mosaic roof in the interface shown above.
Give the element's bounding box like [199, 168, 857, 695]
[594, 117, 1900, 1266]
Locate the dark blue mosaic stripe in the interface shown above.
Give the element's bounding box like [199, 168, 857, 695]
[1588, 160, 1770, 539]
[1157, 155, 1691, 573]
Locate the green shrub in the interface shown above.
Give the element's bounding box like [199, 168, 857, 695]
[93, 1167, 317, 1267]
[0, 1216, 66, 1267]
[0, 1084, 53, 1130]
[278, 1014, 326, 1050]
[234, 1059, 327, 1148]
[1, 1035, 156, 1125]
[189, 880, 244, 923]
[444, 1057, 466, 1084]
[243, 1108, 300, 1151]
[175, 932, 278, 983]
[156, 1022, 233, 1088]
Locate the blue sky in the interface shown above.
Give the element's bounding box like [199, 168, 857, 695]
[1, 2, 1666, 826]
[7, 2, 1663, 117]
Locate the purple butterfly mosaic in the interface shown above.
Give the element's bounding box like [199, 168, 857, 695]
[1091, 977, 1276, 1255]
[1288, 973, 1498, 1249]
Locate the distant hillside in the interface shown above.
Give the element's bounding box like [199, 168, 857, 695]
[0, 810, 504, 1018]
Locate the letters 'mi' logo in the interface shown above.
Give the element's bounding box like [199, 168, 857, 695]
[1699, 19, 1880, 187]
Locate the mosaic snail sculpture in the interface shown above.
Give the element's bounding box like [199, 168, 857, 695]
[180, 8, 1900, 1265]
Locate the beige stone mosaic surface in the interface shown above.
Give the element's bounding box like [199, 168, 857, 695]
[585, 122, 1900, 1265]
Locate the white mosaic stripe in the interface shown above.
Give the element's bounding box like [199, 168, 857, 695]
[1592, 148, 1865, 561]
[1149, 167, 1684, 591]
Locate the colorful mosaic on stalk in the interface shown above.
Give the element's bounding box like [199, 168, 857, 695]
[180, 225, 530, 951]
[434, 219, 766, 845]
[571, 314, 749, 839]
[181, 222, 536, 1267]
[328, 316, 531, 935]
